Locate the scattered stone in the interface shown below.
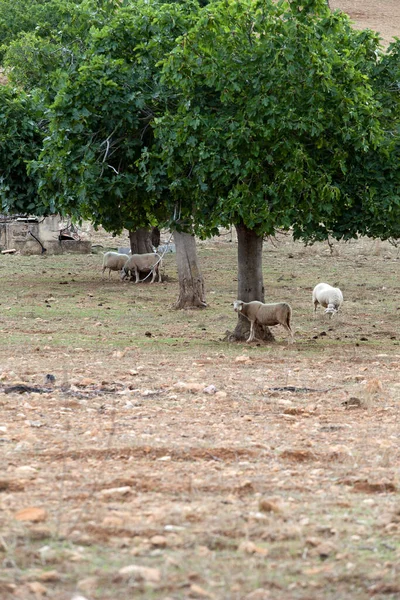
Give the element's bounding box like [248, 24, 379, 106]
[44, 374, 56, 385]
[245, 589, 271, 600]
[118, 564, 161, 583]
[258, 499, 282, 514]
[352, 480, 397, 494]
[235, 355, 251, 363]
[150, 535, 167, 548]
[203, 385, 217, 394]
[189, 583, 215, 598]
[37, 570, 61, 582]
[309, 541, 338, 559]
[97, 486, 131, 499]
[27, 581, 48, 595]
[238, 541, 268, 556]
[15, 507, 47, 523]
[342, 397, 362, 409]
[14, 466, 38, 479]
[280, 449, 315, 462]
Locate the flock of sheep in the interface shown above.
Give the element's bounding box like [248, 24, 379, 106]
[102, 251, 343, 344]
[102, 251, 162, 283]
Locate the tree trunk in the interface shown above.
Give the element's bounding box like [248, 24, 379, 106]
[151, 226, 161, 249]
[229, 222, 274, 342]
[173, 230, 207, 309]
[128, 228, 153, 254]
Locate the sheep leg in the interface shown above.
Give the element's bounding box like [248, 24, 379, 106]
[283, 324, 294, 344]
[247, 320, 256, 343]
[134, 267, 140, 283]
[313, 300, 319, 316]
[150, 268, 156, 284]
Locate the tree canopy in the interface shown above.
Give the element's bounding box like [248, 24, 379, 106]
[155, 0, 400, 243]
[30, 1, 201, 232]
[1, 0, 399, 244]
[0, 85, 45, 214]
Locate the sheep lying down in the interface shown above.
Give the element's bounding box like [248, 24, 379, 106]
[312, 283, 343, 317]
[233, 300, 294, 343]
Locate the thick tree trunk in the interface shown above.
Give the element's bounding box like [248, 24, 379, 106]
[128, 228, 153, 254]
[229, 222, 274, 342]
[173, 230, 207, 309]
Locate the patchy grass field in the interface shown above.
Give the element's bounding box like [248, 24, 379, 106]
[0, 234, 399, 600]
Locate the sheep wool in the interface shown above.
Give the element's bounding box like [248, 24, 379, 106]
[121, 253, 162, 283]
[233, 300, 294, 343]
[102, 252, 129, 279]
[312, 283, 343, 316]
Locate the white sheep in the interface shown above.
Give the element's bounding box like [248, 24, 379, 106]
[233, 300, 294, 343]
[121, 252, 162, 283]
[102, 251, 129, 279]
[312, 283, 343, 317]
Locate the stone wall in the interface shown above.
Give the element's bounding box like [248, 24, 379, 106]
[0, 216, 91, 255]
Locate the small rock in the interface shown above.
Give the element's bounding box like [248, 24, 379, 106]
[118, 564, 161, 583]
[150, 535, 167, 548]
[258, 499, 282, 514]
[235, 355, 251, 363]
[189, 583, 215, 598]
[97, 486, 131, 499]
[15, 507, 47, 523]
[238, 541, 268, 556]
[37, 570, 61, 582]
[203, 385, 217, 395]
[14, 466, 38, 479]
[28, 581, 48, 595]
[245, 590, 271, 600]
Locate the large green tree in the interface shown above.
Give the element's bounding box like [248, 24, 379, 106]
[32, 1, 207, 306]
[154, 0, 400, 338]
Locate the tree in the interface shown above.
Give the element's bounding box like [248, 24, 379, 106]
[155, 0, 400, 339]
[32, 1, 207, 305]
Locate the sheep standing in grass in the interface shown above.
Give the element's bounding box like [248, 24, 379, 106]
[233, 300, 294, 343]
[312, 283, 343, 317]
[121, 253, 162, 283]
[102, 252, 129, 279]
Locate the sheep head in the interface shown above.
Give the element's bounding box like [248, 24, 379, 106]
[233, 300, 244, 313]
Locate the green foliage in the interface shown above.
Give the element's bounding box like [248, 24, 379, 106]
[33, 1, 201, 232]
[155, 0, 400, 241]
[0, 86, 46, 214]
[1, 0, 118, 94]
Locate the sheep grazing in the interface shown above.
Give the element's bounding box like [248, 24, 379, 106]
[312, 283, 343, 317]
[233, 300, 294, 343]
[102, 251, 129, 279]
[121, 252, 162, 283]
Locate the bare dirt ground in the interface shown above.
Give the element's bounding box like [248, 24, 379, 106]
[0, 233, 399, 600]
[332, 0, 400, 47]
